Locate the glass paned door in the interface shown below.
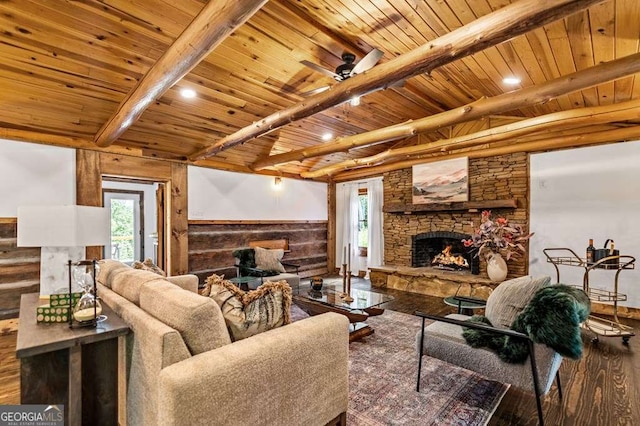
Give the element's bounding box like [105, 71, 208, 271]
[104, 190, 144, 264]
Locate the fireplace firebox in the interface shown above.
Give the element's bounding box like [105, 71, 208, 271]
[411, 231, 479, 274]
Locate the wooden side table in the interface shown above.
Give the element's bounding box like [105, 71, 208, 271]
[443, 295, 486, 316]
[16, 293, 130, 426]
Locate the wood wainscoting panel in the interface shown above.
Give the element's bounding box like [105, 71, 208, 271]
[0, 219, 40, 318]
[188, 220, 328, 284]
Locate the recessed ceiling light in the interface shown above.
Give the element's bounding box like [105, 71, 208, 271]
[502, 77, 521, 85]
[180, 88, 197, 99]
[350, 96, 361, 106]
[322, 133, 333, 141]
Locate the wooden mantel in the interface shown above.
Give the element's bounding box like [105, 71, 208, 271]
[383, 199, 517, 214]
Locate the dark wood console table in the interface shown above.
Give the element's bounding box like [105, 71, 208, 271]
[16, 293, 130, 426]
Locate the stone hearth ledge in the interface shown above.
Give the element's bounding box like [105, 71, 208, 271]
[369, 265, 498, 300]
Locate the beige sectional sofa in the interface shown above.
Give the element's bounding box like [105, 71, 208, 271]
[97, 260, 349, 426]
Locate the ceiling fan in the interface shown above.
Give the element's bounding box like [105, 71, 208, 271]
[300, 49, 384, 96]
[300, 49, 404, 102]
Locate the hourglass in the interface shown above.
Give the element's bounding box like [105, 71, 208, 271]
[69, 260, 105, 326]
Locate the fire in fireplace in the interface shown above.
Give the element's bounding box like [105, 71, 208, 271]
[412, 231, 479, 274]
[432, 245, 470, 270]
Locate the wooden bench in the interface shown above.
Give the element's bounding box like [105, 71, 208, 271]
[248, 239, 289, 252]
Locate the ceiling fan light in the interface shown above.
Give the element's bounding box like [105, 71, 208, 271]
[335, 63, 355, 80]
[350, 96, 361, 106]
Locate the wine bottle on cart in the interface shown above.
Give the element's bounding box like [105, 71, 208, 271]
[609, 241, 619, 266]
[586, 238, 595, 265]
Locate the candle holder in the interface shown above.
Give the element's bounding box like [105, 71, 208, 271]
[343, 267, 354, 303]
[341, 262, 347, 294]
[342, 243, 354, 302]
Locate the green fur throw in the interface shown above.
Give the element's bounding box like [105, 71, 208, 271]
[462, 285, 590, 363]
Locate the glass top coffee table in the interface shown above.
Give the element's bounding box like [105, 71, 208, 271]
[293, 285, 394, 341]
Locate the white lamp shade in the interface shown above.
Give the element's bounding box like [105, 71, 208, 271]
[17, 205, 110, 247]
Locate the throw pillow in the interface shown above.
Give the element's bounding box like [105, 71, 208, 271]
[205, 274, 292, 341]
[200, 273, 226, 297]
[254, 247, 286, 273]
[484, 275, 551, 329]
[139, 280, 231, 355]
[133, 258, 166, 276]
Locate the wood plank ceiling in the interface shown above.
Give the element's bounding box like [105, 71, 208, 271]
[0, 0, 638, 180]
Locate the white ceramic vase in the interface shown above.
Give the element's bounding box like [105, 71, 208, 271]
[486, 252, 508, 283]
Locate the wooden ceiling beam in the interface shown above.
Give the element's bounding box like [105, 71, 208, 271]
[0, 128, 144, 157]
[332, 125, 640, 182]
[252, 52, 640, 170]
[302, 98, 640, 178]
[94, 0, 268, 147]
[0, 127, 315, 182]
[189, 0, 606, 161]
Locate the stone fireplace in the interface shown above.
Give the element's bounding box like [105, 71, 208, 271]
[411, 231, 480, 274]
[373, 153, 529, 298]
[382, 153, 529, 279]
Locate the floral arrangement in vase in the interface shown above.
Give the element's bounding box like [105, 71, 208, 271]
[462, 210, 534, 261]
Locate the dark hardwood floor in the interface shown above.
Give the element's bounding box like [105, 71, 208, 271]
[0, 330, 19, 405]
[2, 278, 638, 425]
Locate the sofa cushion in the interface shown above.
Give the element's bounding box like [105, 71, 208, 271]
[133, 258, 166, 276]
[206, 274, 292, 341]
[111, 269, 168, 306]
[98, 259, 166, 305]
[96, 259, 131, 289]
[484, 275, 551, 329]
[254, 247, 286, 273]
[139, 280, 231, 355]
[165, 275, 199, 293]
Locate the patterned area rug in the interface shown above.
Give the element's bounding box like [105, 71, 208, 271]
[348, 310, 509, 426]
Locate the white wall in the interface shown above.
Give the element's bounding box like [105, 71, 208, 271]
[102, 180, 158, 260]
[188, 166, 327, 220]
[0, 139, 75, 216]
[529, 141, 640, 307]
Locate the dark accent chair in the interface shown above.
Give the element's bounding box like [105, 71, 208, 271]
[414, 276, 585, 426]
[415, 311, 562, 426]
[232, 248, 300, 291]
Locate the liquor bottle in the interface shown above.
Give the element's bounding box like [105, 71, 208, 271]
[609, 241, 619, 266]
[586, 239, 595, 264]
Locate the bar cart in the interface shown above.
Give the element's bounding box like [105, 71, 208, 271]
[543, 247, 635, 345]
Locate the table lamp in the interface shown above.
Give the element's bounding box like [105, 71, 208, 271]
[17, 205, 110, 296]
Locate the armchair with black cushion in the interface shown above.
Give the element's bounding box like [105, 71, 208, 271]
[232, 247, 300, 292]
[415, 276, 590, 426]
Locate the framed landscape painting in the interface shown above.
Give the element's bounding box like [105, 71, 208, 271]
[412, 157, 469, 204]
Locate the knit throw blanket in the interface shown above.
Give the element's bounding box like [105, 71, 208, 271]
[462, 285, 591, 363]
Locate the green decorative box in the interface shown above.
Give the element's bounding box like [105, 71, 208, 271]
[36, 293, 82, 323]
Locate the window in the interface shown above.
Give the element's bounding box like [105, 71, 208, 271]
[103, 190, 144, 264]
[358, 188, 368, 249]
[109, 198, 136, 262]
